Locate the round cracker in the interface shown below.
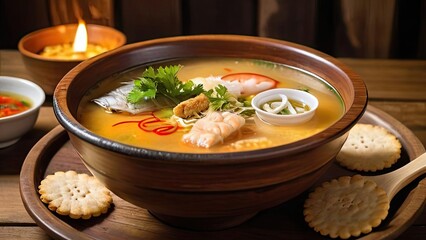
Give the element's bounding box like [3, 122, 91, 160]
[336, 123, 402, 172]
[304, 175, 390, 239]
[38, 171, 113, 219]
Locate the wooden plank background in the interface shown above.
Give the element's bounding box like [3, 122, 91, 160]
[0, 0, 425, 59]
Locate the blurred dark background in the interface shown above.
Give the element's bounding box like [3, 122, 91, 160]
[1, 0, 425, 59]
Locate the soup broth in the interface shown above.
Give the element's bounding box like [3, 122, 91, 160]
[0, 92, 31, 118]
[78, 58, 344, 153]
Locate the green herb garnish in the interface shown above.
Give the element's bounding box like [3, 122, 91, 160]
[20, 100, 31, 107]
[204, 85, 233, 111]
[298, 87, 310, 93]
[204, 84, 238, 111]
[279, 108, 291, 115]
[204, 84, 254, 117]
[127, 65, 204, 105]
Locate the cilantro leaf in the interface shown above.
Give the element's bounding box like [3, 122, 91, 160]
[127, 65, 204, 105]
[205, 85, 237, 111]
[127, 87, 157, 103]
[204, 85, 256, 117]
[127, 77, 157, 103]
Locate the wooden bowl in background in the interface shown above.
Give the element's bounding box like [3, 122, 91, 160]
[53, 35, 367, 230]
[18, 24, 126, 95]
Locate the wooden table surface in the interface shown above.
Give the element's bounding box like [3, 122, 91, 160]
[0, 50, 425, 239]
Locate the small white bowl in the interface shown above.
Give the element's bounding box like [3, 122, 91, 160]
[251, 88, 318, 125]
[0, 76, 45, 148]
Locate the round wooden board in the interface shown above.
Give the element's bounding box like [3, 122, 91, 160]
[20, 105, 426, 240]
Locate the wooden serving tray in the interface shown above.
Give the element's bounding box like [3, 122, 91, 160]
[20, 105, 426, 240]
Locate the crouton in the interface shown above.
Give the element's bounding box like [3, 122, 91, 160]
[173, 93, 210, 118]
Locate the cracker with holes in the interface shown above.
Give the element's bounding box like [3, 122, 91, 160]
[304, 175, 390, 239]
[336, 123, 402, 172]
[38, 170, 113, 219]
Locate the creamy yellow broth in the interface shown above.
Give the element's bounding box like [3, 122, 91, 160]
[78, 58, 344, 153]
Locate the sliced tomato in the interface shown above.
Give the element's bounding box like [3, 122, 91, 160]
[221, 73, 278, 96]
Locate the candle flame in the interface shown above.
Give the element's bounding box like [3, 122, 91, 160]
[73, 20, 88, 52]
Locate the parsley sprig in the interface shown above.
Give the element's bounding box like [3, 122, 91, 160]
[127, 65, 204, 105]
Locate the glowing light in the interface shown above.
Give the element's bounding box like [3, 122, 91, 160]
[73, 20, 88, 52]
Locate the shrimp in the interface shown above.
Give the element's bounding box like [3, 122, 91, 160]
[93, 81, 174, 114]
[191, 73, 278, 98]
[221, 73, 278, 96]
[191, 76, 243, 97]
[182, 111, 245, 148]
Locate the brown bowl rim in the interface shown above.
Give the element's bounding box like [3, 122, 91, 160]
[18, 24, 126, 63]
[53, 34, 367, 163]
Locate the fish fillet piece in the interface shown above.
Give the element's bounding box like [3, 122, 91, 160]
[182, 111, 245, 148]
[93, 81, 174, 114]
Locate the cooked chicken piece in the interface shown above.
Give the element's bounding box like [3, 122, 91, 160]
[173, 93, 210, 118]
[182, 111, 245, 148]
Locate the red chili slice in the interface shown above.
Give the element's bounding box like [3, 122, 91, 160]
[113, 112, 179, 136]
[153, 125, 179, 135]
